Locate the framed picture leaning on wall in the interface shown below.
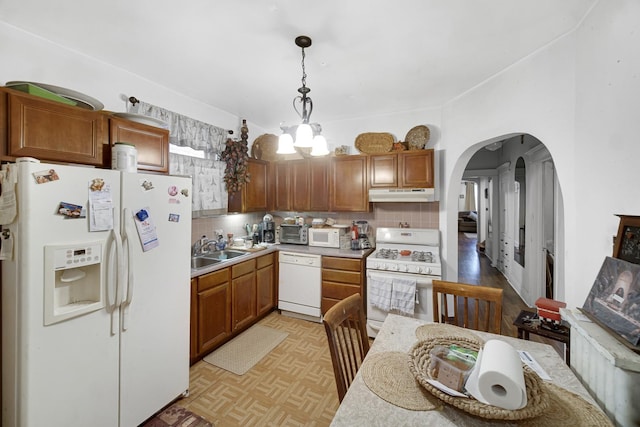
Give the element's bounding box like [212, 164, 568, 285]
[613, 214, 640, 264]
[581, 256, 640, 349]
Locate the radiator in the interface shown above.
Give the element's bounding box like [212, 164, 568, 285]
[562, 309, 640, 427]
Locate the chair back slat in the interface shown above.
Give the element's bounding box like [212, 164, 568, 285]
[432, 280, 503, 334]
[323, 294, 370, 402]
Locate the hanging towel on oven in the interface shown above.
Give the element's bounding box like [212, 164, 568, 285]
[391, 278, 417, 315]
[368, 274, 393, 311]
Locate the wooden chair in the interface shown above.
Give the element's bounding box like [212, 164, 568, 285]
[432, 280, 504, 334]
[322, 293, 370, 402]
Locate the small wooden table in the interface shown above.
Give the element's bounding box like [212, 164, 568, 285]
[513, 310, 570, 365]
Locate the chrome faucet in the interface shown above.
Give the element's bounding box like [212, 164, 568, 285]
[192, 235, 215, 256]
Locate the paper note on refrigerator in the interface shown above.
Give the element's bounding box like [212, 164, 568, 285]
[133, 207, 159, 252]
[89, 182, 114, 232]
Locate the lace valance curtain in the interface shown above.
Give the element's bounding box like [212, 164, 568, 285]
[170, 153, 227, 216]
[128, 100, 228, 156]
[128, 99, 230, 215]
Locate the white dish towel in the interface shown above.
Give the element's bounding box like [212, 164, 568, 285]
[391, 277, 417, 315]
[368, 274, 393, 312]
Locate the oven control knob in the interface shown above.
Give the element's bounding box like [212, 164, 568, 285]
[402, 265, 409, 272]
[382, 264, 388, 270]
[390, 264, 398, 271]
[416, 267, 424, 274]
[425, 267, 432, 274]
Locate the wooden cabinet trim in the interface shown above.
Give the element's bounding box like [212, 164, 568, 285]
[232, 259, 256, 278]
[322, 256, 362, 271]
[197, 269, 230, 292]
[256, 252, 275, 269]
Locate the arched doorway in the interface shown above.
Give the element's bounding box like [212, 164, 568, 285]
[454, 134, 562, 305]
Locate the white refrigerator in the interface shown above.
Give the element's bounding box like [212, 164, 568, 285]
[1, 160, 192, 427]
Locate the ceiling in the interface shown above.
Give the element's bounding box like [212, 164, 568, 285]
[0, 0, 594, 131]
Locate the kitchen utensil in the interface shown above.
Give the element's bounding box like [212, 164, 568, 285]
[6, 81, 105, 111]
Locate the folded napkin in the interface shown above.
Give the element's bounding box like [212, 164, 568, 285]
[391, 277, 417, 315]
[368, 275, 393, 311]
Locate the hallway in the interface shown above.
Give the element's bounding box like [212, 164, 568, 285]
[457, 232, 563, 353]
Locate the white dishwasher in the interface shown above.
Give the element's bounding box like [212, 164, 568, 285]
[278, 251, 322, 322]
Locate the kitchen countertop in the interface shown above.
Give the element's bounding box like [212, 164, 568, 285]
[191, 244, 374, 278]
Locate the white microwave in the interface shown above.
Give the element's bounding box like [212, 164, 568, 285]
[308, 227, 350, 249]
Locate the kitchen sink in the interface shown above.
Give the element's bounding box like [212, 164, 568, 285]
[202, 249, 248, 260]
[191, 256, 222, 270]
[192, 249, 249, 270]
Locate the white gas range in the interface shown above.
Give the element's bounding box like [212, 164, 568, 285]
[366, 227, 441, 337]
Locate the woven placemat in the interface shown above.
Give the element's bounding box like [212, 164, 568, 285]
[409, 336, 550, 421]
[361, 351, 440, 411]
[415, 323, 484, 343]
[520, 382, 613, 426]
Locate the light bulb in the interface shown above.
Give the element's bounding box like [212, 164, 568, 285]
[277, 133, 296, 154]
[294, 124, 314, 147]
[310, 135, 329, 156]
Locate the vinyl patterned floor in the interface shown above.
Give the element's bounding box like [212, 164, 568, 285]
[153, 233, 562, 426]
[178, 313, 339, 426]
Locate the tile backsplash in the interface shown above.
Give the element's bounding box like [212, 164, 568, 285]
[191, 202, 439, 246]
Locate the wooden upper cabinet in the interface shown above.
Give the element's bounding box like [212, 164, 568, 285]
[273, 161, 292, 211]
[399, 149, 434, 188]
[109, 117, 169, 173]
[369, 150, 435, 189]
[369, 154, 398, 188]
[309, 158, 330, 211]
[330, 155, 369, 212]
[1, 88, 106, 165]
[291, 159, 309, 211]
[228, 158, 269, 213]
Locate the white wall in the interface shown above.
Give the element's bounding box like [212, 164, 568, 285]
[0, 22, 266, 138]
[441, 0, 640, 308]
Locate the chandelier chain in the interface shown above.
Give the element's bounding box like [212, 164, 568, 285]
[300, 47, 307, 90]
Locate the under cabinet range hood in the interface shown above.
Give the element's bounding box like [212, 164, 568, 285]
[368, 188, 436, 203]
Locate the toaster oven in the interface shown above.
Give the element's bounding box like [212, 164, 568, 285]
[279, 224, 309, 245]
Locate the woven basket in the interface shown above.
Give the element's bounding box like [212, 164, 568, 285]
[405, 125, 430, 150]
[251, 134, 282, 161]
[355, 132, 394, 154]
[408, 337, 550, 421]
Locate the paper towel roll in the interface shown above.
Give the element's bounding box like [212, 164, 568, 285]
[465, 339, 527, 410]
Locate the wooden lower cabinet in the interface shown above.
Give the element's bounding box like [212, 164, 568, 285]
[256, 253, 276, 316]
[187, 252, 280, 363]
[321, 256, 366, 314]
[191, 269, 231, 364]
[231, 259, 257, 331]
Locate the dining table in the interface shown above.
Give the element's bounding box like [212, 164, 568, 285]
[330, 314, 612, 426]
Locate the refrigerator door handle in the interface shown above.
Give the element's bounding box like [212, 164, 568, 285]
[121, 208, 135, 331]
[109, 228, 125, 336]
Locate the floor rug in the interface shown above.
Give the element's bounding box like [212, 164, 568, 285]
[143, 405, 212, 427]
[203, 324, 288, 375]
[464, 233, 477, 239]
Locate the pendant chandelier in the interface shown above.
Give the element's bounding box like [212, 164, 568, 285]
[277, 35, 329, 157]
